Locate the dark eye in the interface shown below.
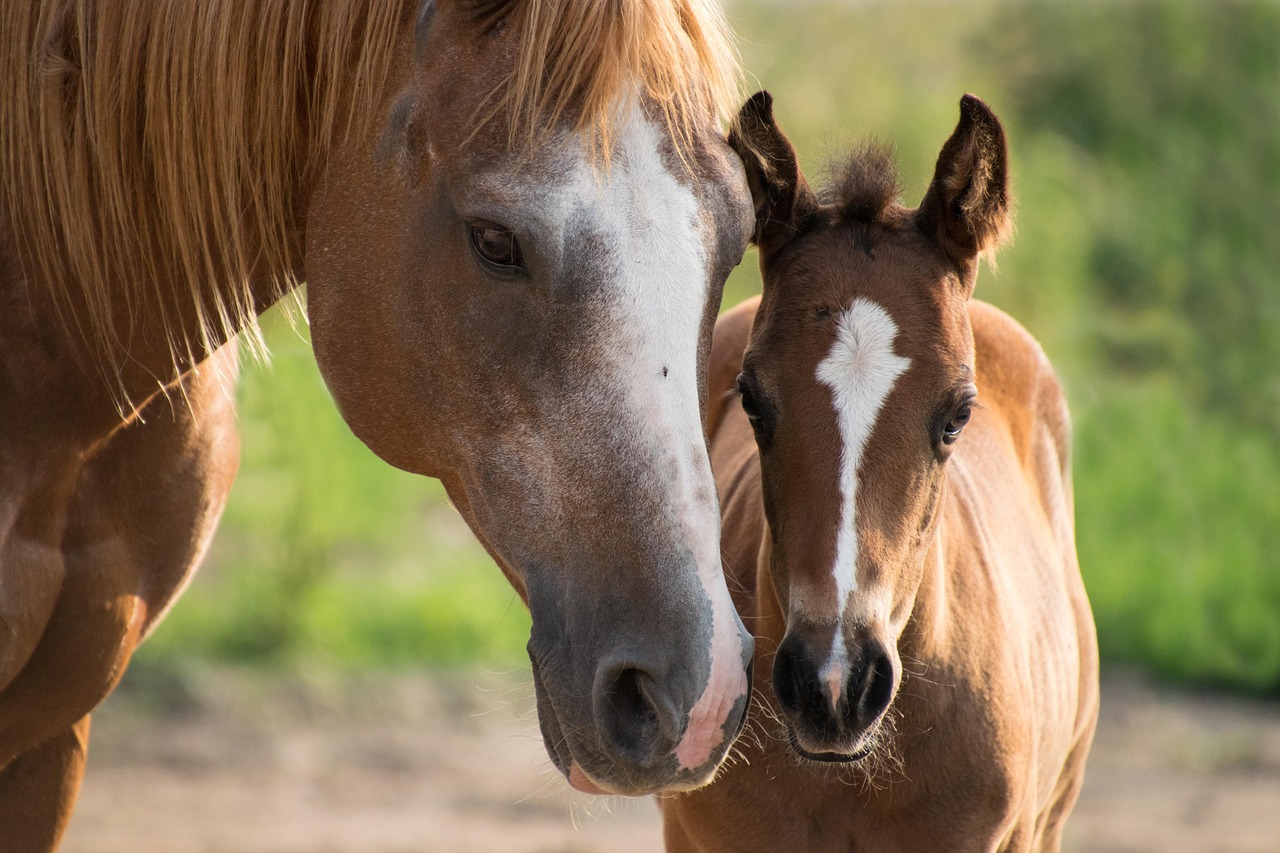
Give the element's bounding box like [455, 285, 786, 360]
[469, 221, 523, 272]
[736, 372, 774, 449]
[742, 379, 757, 422]
[941, 400, 974, 445]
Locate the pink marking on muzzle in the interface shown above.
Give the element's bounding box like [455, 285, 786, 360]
[674, 581, 748, 771]
[821, 658, 845, 716]
[568, 762, 610, 795]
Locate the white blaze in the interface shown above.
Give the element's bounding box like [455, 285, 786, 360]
[816, 298, 911, 617]
[578, 106, 747, 771]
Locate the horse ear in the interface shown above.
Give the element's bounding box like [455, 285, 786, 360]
[916, 94, 1011, 284]
[727, 91, 818, 257]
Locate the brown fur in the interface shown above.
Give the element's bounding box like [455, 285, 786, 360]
[825, 144, 901, 227]
[661, 95, 1097, 851]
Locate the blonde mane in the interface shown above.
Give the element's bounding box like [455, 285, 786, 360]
[0, 0, 740, 390]
[1, 2, 408, 384]
[476, 0, 742, 162]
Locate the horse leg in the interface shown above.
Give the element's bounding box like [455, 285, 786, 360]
[0, 344, 239, 848]
[0, 716, 90, 852]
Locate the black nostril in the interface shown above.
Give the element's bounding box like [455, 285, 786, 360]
[772, 634, 804, 715]
[773, 633, 834, 728]
[598, 666, 663, 765]
[853, 649, 895, 723]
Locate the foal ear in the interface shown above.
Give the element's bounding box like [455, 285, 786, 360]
[917, 95, 1011, 281]
[727, 91, 818, 257]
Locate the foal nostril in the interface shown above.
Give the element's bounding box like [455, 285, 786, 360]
[851, 648, 895, 724]
[772, 634, 803, 715]
[596, 665, 673, 768]
[773, 633, 830, 723]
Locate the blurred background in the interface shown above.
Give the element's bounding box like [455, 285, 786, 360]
[67, 1, 1279, 851]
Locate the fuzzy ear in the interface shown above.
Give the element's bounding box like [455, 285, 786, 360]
[727, 91, 818, 258]
[917, 94, 1011, 280]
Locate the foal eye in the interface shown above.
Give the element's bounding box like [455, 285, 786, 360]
[469, 220, 524, 272]
[941, 401, 973, 445]
[736, 374, 764, 426]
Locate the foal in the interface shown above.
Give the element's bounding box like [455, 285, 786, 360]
[661, 94, 1098, 851]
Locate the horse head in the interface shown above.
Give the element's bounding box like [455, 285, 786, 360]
[728, 92, 1010, 762]
[304, 2, 755, 794]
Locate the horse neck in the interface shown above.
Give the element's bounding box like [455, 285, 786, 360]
[752, 527, 791, 670]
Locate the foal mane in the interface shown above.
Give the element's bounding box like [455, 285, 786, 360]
[0, 2, 407, 388]
[470, 0, 742, 163]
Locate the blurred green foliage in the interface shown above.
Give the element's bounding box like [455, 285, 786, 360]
[135, 0, 1280, 693]
[137, 312, 532, 672]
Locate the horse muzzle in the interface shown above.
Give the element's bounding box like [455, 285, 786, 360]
[772, 628, 898, 762]
[528, 622, 753, 796]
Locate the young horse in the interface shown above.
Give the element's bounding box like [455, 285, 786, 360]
[661, 94, 1099, 851]
[0, 2, 758, 846]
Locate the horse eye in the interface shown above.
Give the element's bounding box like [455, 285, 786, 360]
[736, 375, 762, 423]
[941, 401, 973, 445]
[469, 221, 523, 271]
[736, 373, 774, 447]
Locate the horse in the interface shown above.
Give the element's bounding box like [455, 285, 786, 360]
[0, 2, 760, 846]
[660, 93, 1099, 851]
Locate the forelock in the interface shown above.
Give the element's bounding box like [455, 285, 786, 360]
[823, 143, 902, 227]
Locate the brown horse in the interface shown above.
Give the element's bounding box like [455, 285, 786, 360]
[661, 94, 1099, 851]
[0, 2, 759, 846]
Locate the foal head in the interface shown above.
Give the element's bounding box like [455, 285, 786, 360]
[304, 3, 754, 794]
[728, 94, 1010, 762]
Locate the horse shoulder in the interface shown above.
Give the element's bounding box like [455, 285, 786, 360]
[0, 346, 240, 766]
[707, 296, 766, 622]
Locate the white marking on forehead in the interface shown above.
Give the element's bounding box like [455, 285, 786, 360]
[816, 298, 912, 615]
[474, 101, 746, 766]
[583, 104, 747, 769]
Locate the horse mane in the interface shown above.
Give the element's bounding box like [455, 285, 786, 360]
[0, 2, 408, 386]
[0, 1, 739, 391]
[470, 0, 742, 163]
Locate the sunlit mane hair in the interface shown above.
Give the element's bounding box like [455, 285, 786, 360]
[1, 1, 740, 397]
[471, 0, 742, 163]
[0, 2, 407, 392]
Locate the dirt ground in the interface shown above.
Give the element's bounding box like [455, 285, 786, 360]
[61, 667, 1280, 852]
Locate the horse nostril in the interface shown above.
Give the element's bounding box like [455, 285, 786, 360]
[596, 665, 667, 767]
[852, 649, 895, 723]
[772, 634, 805, 716]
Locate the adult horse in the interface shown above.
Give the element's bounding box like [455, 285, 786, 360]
[0, 2, 757, 846]
[661, 94, 1098, 850]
